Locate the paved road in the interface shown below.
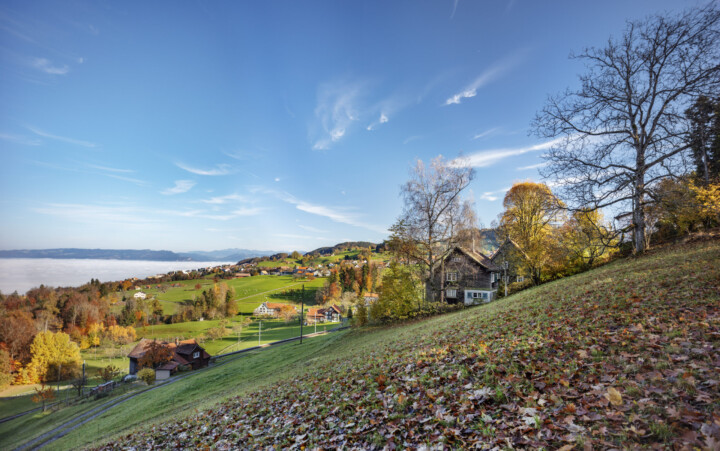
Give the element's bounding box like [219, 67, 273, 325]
[12, 327, 346, 451]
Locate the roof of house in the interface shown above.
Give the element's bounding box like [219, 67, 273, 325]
[127, 338, 210, 361]
[306, 308, 324, 318]
[452, 246, 501, 271]
[363, 292, 379, 298]
[264, 302, 292, 310]
[488, 238, 528, 261]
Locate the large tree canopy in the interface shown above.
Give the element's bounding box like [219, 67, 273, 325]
[392, 156, 475, 302]
[499, 182, 564, 285]
[533, 5, 720, 254]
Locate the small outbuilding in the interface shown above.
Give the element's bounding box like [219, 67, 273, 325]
[127, 338, 211, 377]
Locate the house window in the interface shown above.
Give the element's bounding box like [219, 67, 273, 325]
[446, 272, 458, 282]
[452, 257, 462, 262]
[446, 289, 457, 298]
[491, 273, 497, 283]
[516, 276, 524, 283]
[193, 351, 200, 359]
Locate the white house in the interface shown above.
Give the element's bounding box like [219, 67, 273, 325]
[253, 302, 295, 317]
[133, 291, 147, 300]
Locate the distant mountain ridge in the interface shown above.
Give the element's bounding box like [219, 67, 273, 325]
[0, 248, 277, 262]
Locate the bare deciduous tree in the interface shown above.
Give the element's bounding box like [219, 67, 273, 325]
[393, 156, 475, 302]
[533, 5, 720, 254]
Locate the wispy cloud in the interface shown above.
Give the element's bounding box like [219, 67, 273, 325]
[479, 187, 511, 202]
[199, 194, 249, 204]
[445, 53, 525, 105]
[30, 57, 69, 75]
[222, 149, 260, 161]
[311, 81, 362, 150]
[86, 164, 134, 173]
[275, 233, 325, 240]
[161, 180, 196, 195]
[280, 192, 387, 234]
[176, 162, 232, 176]
[169, 206, 264, 221]
[34, 203, 159, 225]
[231, 207, 264, 216]
[366, 112, 389, 131]
[0, 133, 41, 146]
[27, 126, 97, 148]
[473, 127, 501, 140]
[517, 162, 547, 171]
[450, 0, 460, 19]
[103, 173, 148, 186]
[451, 138, 563, 168]
[403, 135, 422, 145]
[298, 224, 329, 234]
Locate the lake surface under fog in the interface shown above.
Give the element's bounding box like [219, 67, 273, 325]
[0, 258, 234, 294]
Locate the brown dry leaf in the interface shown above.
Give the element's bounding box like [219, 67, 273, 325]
[558, 445, 574, 451]
[605, 387, 623, 406]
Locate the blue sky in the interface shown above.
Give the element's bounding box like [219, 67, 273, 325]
[0, 0, 693, 253]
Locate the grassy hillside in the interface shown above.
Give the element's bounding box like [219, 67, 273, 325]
[14, 239, 719, 449]
[118, 275, 327, 316]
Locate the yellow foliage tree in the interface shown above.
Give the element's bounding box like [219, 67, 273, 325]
[690, 180, 720, 222]
[87, 322, 105, 348]
[105, 324, 137, 345]
[562, 209, 616, 270]
[28, 331, 82, 383]
[499, 182, 564, 285]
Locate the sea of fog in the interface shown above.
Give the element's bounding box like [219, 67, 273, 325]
[0, 258, 234, 294]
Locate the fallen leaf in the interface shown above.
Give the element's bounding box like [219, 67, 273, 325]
[605, 387, 623, 406]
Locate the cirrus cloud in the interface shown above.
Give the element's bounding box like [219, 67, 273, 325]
[161, 180, 196, 195]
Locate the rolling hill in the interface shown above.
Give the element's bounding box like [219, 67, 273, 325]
[8, 238, 718, 450]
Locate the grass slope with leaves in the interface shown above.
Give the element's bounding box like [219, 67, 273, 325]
[99, 239, 719, 449]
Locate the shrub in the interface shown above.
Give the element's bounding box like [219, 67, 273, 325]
[206, 325, 229, 340]
[137, 368, 155, 385]
[99, 364, 121, 382]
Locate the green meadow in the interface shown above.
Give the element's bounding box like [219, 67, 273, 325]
[120, 274, 327, 315]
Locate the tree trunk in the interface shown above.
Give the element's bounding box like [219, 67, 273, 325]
[632, 162, 647, 254]
[629, 141, 649, 254]
[439, 258, 445, 304]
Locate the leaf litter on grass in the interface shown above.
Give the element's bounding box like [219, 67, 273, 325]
[97, 240, 720, 449]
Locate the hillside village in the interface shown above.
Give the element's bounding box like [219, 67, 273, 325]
[1, 3, 720, 449]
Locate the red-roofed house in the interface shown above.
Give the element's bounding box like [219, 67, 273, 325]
[305, 307, 324, 324]
[306, 305, 343, 324]
[253, 302, 296, 317]
[127, 338, 211, 379]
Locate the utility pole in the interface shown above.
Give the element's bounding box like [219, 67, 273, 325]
[299, 297, 304, 344]
[258, 321, 262, 346]
[57, 362, 62, 395]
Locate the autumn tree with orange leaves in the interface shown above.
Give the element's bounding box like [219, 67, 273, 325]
[499, 182, 564, 285]
[138, 340, 173, 370]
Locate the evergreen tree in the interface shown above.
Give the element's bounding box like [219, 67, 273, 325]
[686, 96, 720, 184]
